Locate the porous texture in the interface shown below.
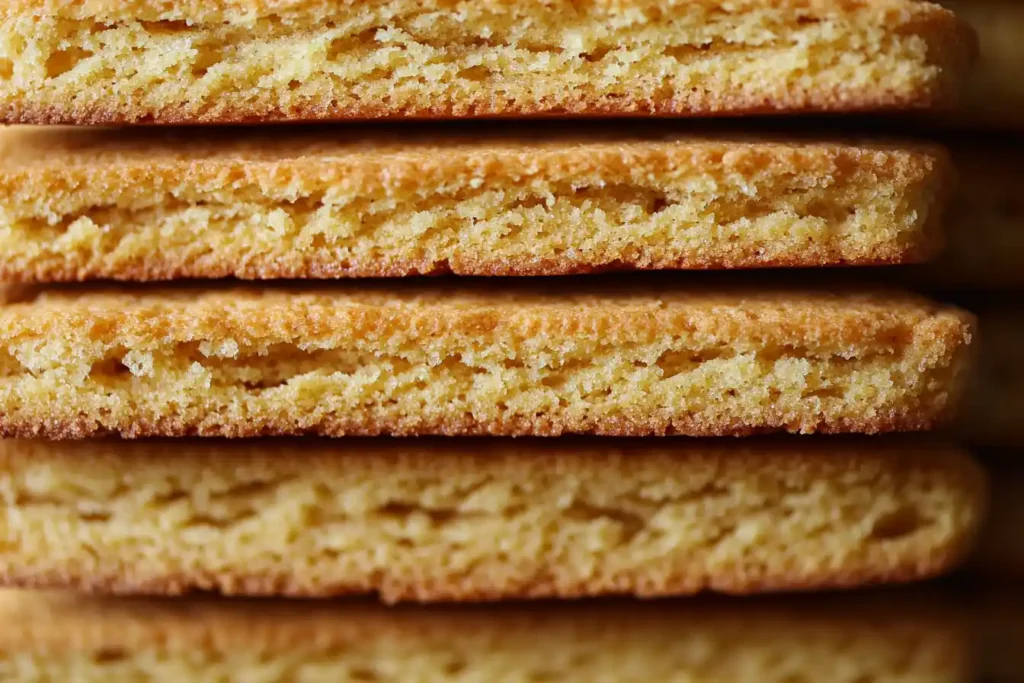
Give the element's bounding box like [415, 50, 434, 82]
[914, 142, 1024, 289]
[0, 128, 952, 282]
[940, 1, 1024, 129]
[0, 0, 975, 123]
[0, 438, 987, 600]
[0, 283, 976, 439]
[0, 589, 972, 682]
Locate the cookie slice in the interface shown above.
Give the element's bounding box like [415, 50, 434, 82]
[0, 128, 952, 281]
[0, 438, 986, 600]
[0, 0, 974, 124]
[0, 589, 972, 681]
[0, 283, 974, 438]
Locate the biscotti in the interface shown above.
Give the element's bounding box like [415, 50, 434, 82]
[0, 283, 974, 438]
[0, 128, 953, 281]
[0, 589, 972, 682]
[0, 0, 974, 124]
[0, 438, 986, 600]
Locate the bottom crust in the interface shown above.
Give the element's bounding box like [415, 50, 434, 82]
[0, 589, 972, 682]
[0, 438, 986, 601]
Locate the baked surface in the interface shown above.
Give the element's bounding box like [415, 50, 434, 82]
[0, 127, 952, 281]
[0, 283, 975, 438]
[0, 589, 971, 682]
[0, 438, 987, 600]
[0, 0, 974, 123]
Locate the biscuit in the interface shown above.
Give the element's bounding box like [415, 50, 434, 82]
[0, 589, 971, 682]
[0, 283, 975, 438]
[0, 127, 952, 282]
[0, 438, 987, 600]
[0, 0, 974, 124]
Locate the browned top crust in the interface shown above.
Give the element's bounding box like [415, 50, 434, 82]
[0, 282, 974, 354]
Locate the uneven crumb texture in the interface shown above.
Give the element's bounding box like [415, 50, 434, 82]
[915, 143, 1024, 289]
[0, 128, 953, 281]
[0, 284, 975, 438]
[0, 0, 974, 123]
[0, 590, 972, 682]
[940, 1, 1024, 128]
[0, 438, 987, 600]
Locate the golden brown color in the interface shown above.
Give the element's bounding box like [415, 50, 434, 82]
[0, 438, 987, 600]
[0, 0, 974, 123]
[0, 283, 975, 439]
[0, 589, 973, 682]
[0, 127, 952, 281]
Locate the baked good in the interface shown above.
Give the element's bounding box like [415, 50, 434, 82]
[0, 437, 986, 600]
[0, 283, 975, 438]
[0, 127, 952, 281]
[0, 0, 974, 123]
[0, 589, 972, 681]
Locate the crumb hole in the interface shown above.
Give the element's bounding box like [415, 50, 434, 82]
[93, 647, 127, 664]
[870, 508, 924, 541]
[444, 660, 467, 675]
[45, 47, 93, 78]
[457, 65, 492, 82]
[191, 45, 224, 77]
[664, 43, 710, 60]
[0, 59, 12, 79]
[583, 46, 613, 63]
[350, 668, 381, 681]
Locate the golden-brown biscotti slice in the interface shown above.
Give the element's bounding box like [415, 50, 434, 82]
[0, 283, 975, 438]
[0, 589, 973, 682]
[0, 0, 974, 124]
[0, 438, 987, 600]
[0, 128, 953, 281]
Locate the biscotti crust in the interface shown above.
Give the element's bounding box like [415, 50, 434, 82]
[0, 0, 975, 123]
[0, 438, 987, 601]
[0, 128, 952, 281]
[0, 284, 975, 439]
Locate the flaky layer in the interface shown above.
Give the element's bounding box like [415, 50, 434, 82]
[0, 589, 971, 683]
[0, 284, 975, 438]
[0, 129, 952, 281]
[0, 438, 987, 600]
[0, 0, 973, 123]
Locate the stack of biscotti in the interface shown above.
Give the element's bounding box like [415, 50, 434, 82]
[0, 0, 985, 612]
